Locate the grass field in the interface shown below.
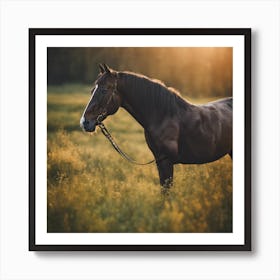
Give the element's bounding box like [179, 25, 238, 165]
[47, 84, 232, 233]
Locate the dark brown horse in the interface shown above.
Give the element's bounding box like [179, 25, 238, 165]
[80, 64, 232, 188]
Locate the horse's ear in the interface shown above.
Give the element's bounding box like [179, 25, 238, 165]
[102, 63, 111, 74]
[99, 63, 105, 73]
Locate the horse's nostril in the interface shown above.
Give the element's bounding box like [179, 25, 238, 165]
[80, 116, 88, 129]
[83, 120, 88, 127]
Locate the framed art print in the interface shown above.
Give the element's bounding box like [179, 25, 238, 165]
[29, 28, 251, 251]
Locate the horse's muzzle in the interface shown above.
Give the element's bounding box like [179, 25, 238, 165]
[80, 117, 96, 132]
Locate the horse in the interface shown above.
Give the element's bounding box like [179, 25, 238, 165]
[80, 63, 232, 189]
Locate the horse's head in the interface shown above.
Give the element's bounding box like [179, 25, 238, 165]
[80, 64, 121, 132]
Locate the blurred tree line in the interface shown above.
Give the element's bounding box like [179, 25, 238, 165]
[47, 47, 232, 98]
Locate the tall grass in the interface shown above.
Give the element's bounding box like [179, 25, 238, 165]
[47, 84, 232, 233]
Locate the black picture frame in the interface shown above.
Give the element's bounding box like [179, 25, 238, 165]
[29, 28, 251, 251]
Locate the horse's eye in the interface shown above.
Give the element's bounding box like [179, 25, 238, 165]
[101, 88, 108, 94]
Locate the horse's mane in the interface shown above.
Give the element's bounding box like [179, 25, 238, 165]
[118, 71, 188, 116]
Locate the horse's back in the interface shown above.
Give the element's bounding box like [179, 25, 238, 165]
[223, 97, 232, 109]
[201, 97, 232, 125]
[204, 96, 232, 109]
[177, 97, 232, 164]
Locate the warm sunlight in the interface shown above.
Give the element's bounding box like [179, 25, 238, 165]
[48, 47, 232, 98]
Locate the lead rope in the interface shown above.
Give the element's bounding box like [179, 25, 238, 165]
[97, 121, 155, 165]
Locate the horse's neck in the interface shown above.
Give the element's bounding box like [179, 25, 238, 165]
[117, 73, 161, 128]
[120, 93, 149, 128]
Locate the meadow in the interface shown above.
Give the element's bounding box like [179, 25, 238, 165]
[47, 84, 232, 233]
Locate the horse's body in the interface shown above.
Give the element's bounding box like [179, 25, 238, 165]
[80, 64, 232, 188]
